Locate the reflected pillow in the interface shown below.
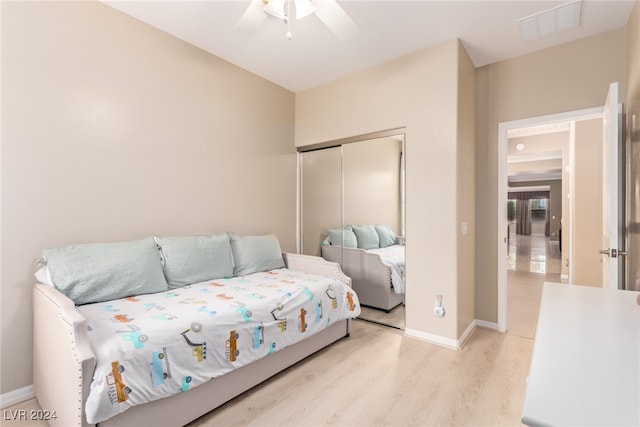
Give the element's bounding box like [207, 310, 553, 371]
[229, 233, 285, 276]
[375, 224, 397, 248]
[327, 228, 357, 248]
[155, 234, 233, 288]
[352, 224, 380, 250]
[43, 237, 168, 305]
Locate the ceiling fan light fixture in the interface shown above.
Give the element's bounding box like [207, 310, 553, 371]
[293, 0, 317, 19]
[264, 0, 286, 19]
[237, 0, 357, 40]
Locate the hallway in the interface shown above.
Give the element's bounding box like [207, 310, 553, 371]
[507, 233, 562, 339]
[508, 233, 561, 275]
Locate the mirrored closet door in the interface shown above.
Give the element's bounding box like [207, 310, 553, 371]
[299, 130, 406, 329]
[300, 146, 342, 257]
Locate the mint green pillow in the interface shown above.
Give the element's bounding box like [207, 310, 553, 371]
[229, 233, 285, 276]
[155, 234, 233, 288]
[43, 238, 168, 305]
[352, 224, 380, 249]
[327, 228, 357, 248]
[375, 224, 397, 248]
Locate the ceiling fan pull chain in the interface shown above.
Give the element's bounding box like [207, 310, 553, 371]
[285, 0, 293, 39]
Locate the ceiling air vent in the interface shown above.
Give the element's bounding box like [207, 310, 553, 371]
[518, 0, 582, 42]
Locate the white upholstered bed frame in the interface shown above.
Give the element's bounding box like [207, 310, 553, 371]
[33, 253, 352, 427]
[321, 245, 404, 312]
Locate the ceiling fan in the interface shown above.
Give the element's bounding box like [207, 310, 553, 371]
[235, 0, 358, 40]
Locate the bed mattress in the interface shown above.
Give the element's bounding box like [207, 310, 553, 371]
[76, 268, 360, 424]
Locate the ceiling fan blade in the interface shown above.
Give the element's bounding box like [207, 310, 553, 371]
[293, 0, 317, 19]
[235, 0, 268, 33]
[313, 0, 357, 40]
[264, 0, 286, 19]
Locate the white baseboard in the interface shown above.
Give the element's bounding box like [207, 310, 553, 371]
[404, 328, 459, 349]
[0, 385, 35, 409]
[404, 318, 505, 350]
[458, 321, 477, 347]
[404, 320, 477, 350]
[475, 319, 499, 331]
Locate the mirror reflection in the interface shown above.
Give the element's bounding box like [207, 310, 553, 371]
[299, 132, 405, 329]
[300, 146, 342, 257]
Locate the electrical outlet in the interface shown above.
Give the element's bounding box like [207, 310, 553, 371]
[434, 295, 445, 317]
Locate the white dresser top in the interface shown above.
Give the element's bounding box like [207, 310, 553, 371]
[522, 282, 640, 426]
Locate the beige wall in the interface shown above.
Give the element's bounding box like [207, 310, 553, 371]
[1, 1, 295, 394]
[296, 39, 475, 342]
[572, 119, 604, 286]
[300, 147, 342, 256]
[343, 137, 403, 233]
[626, 2, 640, 291]
[475, 28, 627, 323]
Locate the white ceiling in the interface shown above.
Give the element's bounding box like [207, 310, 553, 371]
[104, 0, 635, 92]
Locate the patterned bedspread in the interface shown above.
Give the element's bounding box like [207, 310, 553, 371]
[366, 245, 406, 293]
[77, 268, 360, 424]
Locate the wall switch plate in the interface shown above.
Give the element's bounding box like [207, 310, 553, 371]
[461, 222, 468, 235]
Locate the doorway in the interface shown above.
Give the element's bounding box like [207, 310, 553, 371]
[497, 107, 604, 333]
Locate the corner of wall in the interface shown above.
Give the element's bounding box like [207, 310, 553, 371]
[456, 38, 477, 338]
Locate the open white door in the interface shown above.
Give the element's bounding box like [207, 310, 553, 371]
[601, 82, 625, 289]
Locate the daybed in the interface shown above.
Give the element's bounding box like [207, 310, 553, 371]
[321, 224, 404, 312]
[33, 233, 360, 427]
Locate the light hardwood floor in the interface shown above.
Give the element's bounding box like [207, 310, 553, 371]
[6, 234, 560, 426]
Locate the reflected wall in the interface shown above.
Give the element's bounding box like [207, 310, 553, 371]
[300, 147, 342, 256]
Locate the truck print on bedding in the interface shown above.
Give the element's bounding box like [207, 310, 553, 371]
[77, 268, 360, 424]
